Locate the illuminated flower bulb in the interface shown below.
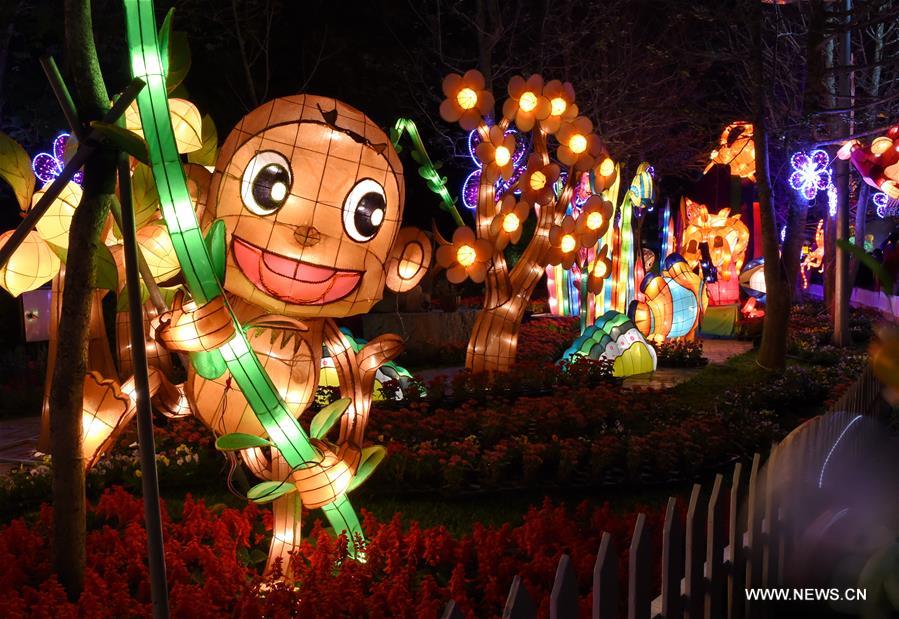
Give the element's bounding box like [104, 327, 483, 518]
[495, 145, 511, 166]
[503, 213, 521, 233]
[871, 136, 893, 155]
[456, 88, 478, 110]
[34, 181, 82, 249]
[586, 211, 603, 231]
[0, 230, 61, 297]
[137, 225, 181, 282]
[529, 170, 546, 191]
[519, 92, 538, 112]
[560, 234, 576, 253]
[551, 97, 567, 116]
[456, 244, 476, 267]
[569, 134, 587, 154]
[491, 195, 530, 250]
[599, 157, 615, 177]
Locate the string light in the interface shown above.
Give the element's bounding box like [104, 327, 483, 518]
[873, 191, 898, 218]
[788, 149, 831, 200]
[461, 126, 528, 210]
[32, 132, 83, 185]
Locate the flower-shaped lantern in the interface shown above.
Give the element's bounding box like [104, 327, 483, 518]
[32, 133, 83, 186]
[789, 149, 831, 200]
[461, 125, 529, 210]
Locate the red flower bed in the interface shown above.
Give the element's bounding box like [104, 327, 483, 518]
[0, 488, 665, 618]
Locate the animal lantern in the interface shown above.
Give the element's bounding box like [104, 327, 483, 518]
[560, 310, 657, 377]
[436, 71, 615, 372]
[838, 125, 899, 199]
[680, 199, 750, 306]
[629, 254, 708, 342]
[800, 219, 825, 289]
[705, 122, 755, 180]
[31, 94, 431, 574]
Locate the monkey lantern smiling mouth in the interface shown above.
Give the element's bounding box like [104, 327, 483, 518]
[232, 236, 362, 305]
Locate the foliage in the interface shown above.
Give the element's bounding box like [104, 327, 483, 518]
[0, 487, 668, 618]
[653, 339, 707, 368]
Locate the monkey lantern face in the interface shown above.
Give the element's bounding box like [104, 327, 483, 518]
[206, 95, 412, 318]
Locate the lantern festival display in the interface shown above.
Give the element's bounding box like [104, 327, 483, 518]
[319, 328, 418, 401]
[838, 125, 899, 199]
[560, 310, 657, 377]
[680, 199, 749, 306]
[436, 70, 616, 372]
[800, 219, 825, 289]
[629, 254, 708, 341]
[739, 257, 766, 301]
[0, 229, 60, 297]
[705, 122, 755, 180]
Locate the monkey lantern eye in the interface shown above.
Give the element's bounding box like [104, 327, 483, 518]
[343, 178, 387, 242]
[241, 151, 292, 215]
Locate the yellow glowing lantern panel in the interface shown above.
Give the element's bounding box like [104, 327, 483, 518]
[34, 181, 82, 250]
[0, 230, 61, 297]
[126, 98, 203, 154]
[137, 224, 181, 282]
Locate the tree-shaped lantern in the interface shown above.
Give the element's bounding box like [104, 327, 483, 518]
[436, 71, 615, 373]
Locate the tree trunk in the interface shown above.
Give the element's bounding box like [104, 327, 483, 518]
[51, 0, 114, 598]
[848, 184, 870, 285]
[783, 201, 809, 296]
[752, 0, 790, 371]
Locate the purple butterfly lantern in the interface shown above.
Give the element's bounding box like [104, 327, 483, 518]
[32, 133, 83, 186]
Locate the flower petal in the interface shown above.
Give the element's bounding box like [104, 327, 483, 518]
[463, 69, 485, 91]
[439, 99, 462, 123]
[447, 264, 468, 284]
[468, 262, 487, 283]
[442, 73, 463, 98]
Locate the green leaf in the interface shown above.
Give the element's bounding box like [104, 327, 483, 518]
[47, 242, 67, 265]
[310, 397, 350, 439]
[166, 31, 191, 93]
[247, 480, 296, 504]
[347, 445, 386, 492]
[205, 219, 227, 283]
[0, 131, 36, 212]
[90, 122, 150, 164]
[116, 283, 150, 312]
[215, 432, 272, 451]
[187, 114, 218, 166]
[157, 8, 174, 78]
[191, 349, 227, 379]
[409, 149, 425, 165]
[94, 242, 118, 290]
[837, 239, 894, 296]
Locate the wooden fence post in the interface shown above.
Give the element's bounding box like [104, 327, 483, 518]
[503, 575, 537, 619]
[685, 484, 706, 619]
[706, 474, 726, 619]
[593, 532, 618, 619]
[728, 462, 745, 619]
[661, 496, 684, 618]
[628, 513, 651, 619]
[745, 453, 762, 618]
[550, 554, 578, 619]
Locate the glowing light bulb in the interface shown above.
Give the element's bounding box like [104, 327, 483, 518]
[599, 158, 614, 176]
[495, 145, 511, 166]
[871, 136, 892, 155]
[560, 234, 576, 253]
[529, 170, 547, 190]
[271, 181, 287, 202]
[456, 88, 478, 110]
[502, 213, 520, 233]
[586, 211, 603, 230]
[569, 134, 587, 154]
[550, 97, 567, 116]
[457, 244, 477, 266]
[594, 261, 608, 278]
[519, 91, 538, 112]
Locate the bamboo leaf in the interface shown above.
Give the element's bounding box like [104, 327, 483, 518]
[116, 282, 149, 312]
[0, 131, 36, 212]
[837, 239, 894, 296]
[94, 241, 118, 290]
[166, 31, 191, 93]
[215, 432, 272, 451]
[131, 163, 161, 228]
[191, 349, 227, 379]
[347, 445, 386, 492]
[310, 397, 350, 439]
[90, 122, 150, 165]
[187, 114, 218, 166]
[157, 8, 175, 78]
[247, 480, 296, 504]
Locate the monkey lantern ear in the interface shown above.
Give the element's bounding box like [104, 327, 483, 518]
[385, 227, 432, 293]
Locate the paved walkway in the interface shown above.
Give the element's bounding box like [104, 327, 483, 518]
[0, 416, 42, 476]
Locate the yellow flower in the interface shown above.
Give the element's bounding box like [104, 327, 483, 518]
[547, 215, 581, 269]
[540, 80, 578, 134]
[475, 125, 517, 182]
[520, 155, 560, 206]
[502, 74, 551, 132]
[557, 116, 603, 171]
[490, 194, 530, 250]
[576, 195, 614, 247]
[436, 227, 493, 283]
[439, 70, 496, 131]
[587, 245, 613, 294]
